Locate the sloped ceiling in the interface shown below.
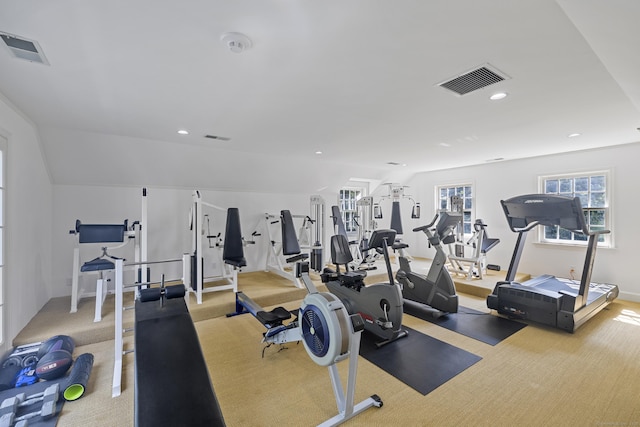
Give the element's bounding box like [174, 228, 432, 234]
[0, 0, 638, 194]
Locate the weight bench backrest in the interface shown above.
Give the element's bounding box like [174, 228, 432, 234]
[281, 210, 301, 256]
[474, 220, 500, 254]
[331, 205, 348, 238]
[390, 201, 403, 235]
[223, 208, 247, 268]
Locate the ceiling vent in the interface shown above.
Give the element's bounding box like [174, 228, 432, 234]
[437, 64, 508, 96]
[0, 32, 49, 65]
[205, 134, 231, 141]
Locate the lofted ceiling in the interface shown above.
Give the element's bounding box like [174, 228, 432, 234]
[0, 0, 638, 194]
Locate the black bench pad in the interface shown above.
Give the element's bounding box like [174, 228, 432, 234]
[135, 297, 225, 427]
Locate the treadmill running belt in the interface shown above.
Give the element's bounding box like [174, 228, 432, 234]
[359, 326, 481, 395]
[404, 301, 526, 346]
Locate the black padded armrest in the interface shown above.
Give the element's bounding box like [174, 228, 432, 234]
[76, 221, 127, 243]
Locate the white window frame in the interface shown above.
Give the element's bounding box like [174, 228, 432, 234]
[538, 170, 612, 248]
[0, 135, 6, 346]
[436, 183, 474, 237]
[338, 187, 365, 237]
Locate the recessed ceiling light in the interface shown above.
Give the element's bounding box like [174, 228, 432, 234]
[568, 133, 581, 138]
[489, 92, 508, 101]
[315, 151, 323, 155]
[439, 142, 451, 147]
[177, 129, 189, 135]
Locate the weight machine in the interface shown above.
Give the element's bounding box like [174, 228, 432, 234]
[440, 195, 500, 280]
[447, 219, 501, 280]
[69, 188, 149, 321]
[190, 190, 249, 304]
[264, 197, 325, 287]
[372, 184, 420, 264]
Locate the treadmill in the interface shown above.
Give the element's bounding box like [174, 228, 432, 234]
[486, 194, 618, 332]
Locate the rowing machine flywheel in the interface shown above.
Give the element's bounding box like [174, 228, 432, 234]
[299, 292, 351, 367]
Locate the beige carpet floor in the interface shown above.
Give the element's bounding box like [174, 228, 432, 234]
[10, 261, 639, 426]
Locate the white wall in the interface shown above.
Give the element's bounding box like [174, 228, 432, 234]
[52, 142, 640, 304]
[0, 94, 53, 351]
[398, 142, 640, 302]
[51, 186, 336, 298]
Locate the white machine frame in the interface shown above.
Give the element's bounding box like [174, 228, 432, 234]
[263, 212, 306, 288]
[112, 254, 190, 398]
[190, 190, 241, 304]
[264, 196, 325, 289]
[263, 196, 324, 288]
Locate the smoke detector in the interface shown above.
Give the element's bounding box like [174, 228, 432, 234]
[220, 32, 252, 53]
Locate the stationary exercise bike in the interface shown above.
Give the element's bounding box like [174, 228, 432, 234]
[395, 212, 461, 317]
[322, 229, 408, 347]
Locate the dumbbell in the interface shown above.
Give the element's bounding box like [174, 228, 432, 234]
[0, 383, 59, 427]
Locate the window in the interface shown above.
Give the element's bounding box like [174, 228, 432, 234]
[0, 135, 5, 345]
[539, 171, 611, 247]
[338, 188, 363, 234]
[437, 184, 474, 235]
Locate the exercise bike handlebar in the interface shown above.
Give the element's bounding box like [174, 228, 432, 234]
[413, 214, 439, 233]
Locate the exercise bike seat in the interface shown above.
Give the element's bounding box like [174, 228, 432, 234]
[392, 242, 409, 250]
[256, 307, 292, 326]
[285, 253, 309, 264]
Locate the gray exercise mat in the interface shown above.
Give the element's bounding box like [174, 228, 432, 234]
[0, 380, 65, 427]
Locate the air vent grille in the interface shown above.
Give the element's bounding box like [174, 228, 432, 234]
[0, 32, 49, 65]
[438, 64, 507, 96]
[205, 135, 231, 141]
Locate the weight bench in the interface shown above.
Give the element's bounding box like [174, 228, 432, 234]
[135, 287, 225, 427]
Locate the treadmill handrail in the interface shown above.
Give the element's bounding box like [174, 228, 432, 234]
[500, 194, 610, 236]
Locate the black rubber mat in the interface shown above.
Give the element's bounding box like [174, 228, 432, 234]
[403, 301, 526, 346]
[359, 326, 481, 395]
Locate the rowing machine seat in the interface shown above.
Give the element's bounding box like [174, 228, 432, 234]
[256, 307, 292, 326]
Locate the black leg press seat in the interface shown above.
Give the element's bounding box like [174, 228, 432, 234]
[134, 296, 225, 427]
